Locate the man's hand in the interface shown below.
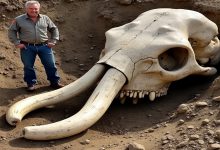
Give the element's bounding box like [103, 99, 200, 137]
[47, 42, 55, 48]
[16, 44, 26, 49]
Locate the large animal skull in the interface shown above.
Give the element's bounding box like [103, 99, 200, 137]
[98, 8, 220, 101]
[6, 8, 220, 140]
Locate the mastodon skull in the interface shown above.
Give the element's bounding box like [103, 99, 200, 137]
[6, 8, 220, 140]
[98, 8, 220, 101]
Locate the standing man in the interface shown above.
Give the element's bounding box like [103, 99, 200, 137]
[8, 0, 63, 91]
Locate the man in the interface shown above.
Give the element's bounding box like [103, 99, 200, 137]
[8, 0, 63, 91]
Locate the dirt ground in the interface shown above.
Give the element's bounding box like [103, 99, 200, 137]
[1, 0, 220, 150]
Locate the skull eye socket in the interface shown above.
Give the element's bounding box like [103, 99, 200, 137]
[158, 48, 188, 71]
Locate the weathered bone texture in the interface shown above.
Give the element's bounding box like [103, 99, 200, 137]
[6, 8, 220, 140]
[6, 64, 106, 125]
[23, 68, 126, 140]
[98, 8, 220, 101]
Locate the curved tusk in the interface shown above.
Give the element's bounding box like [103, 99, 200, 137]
[23, 68, 126, 140]
[6, 64, 106, 126]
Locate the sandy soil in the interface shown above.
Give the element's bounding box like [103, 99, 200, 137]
[0, 0, 220, 149]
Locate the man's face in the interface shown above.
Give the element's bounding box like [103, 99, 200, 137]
[26, 4, 40, 18]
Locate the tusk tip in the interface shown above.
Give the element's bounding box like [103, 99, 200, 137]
[22, 127, 34, 140]
[7, 118, 21, 126]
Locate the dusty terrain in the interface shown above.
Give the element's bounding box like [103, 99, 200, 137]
[1, 0, 220, 149]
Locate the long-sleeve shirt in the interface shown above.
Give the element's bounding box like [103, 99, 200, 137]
[8, 14, 59, 45]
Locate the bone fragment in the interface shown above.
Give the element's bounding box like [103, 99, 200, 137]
[6, 64, 106, 126]
[23, 68, 126, 140]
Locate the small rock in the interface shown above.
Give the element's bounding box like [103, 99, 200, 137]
[162, 140, 169, 145]
[88, 34, 94, 38]
[208, 139, 215, 144]
[212, 96, 220, 101]
[187, 125, 194, 129]
[176, 140, 188, 148]
[207, 130, 215, 136]
[127, 142, 145, 150]
[166, 135, 175, 140]
[198, 140, 205, 145]
[148, 128, 154, 133]
[178, 119, 185, 125]
[190, 134, 200, 140]
[80, 139, 90, 145]
[215, 130, 220, 140]
[195, 101, 208, 107]
[79, 64, 85, 67]
[214, 120, 220, 126]
[209, 143, 220, 149]
[202, 119, 210, 125]
[0, 54, 6, 60]
[177, 104, 189, 114]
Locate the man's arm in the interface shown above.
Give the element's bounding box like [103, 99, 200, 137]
[8, 19, 20, 46]
[46, 16, 59, 44]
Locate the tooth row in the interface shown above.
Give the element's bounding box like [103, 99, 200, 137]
[119, 90, 167, 104]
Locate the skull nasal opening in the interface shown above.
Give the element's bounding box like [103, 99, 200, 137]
[158, 48, 188, 71]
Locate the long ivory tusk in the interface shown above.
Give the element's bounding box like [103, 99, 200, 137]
[6, 64, 106, 126]
[23, 68, 126, 140]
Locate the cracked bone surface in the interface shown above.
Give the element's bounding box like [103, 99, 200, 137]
[98, 8, 220, 102]
[6, 8, 220, 140]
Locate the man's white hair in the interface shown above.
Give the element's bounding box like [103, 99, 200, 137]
[25, 0, 40, 8]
